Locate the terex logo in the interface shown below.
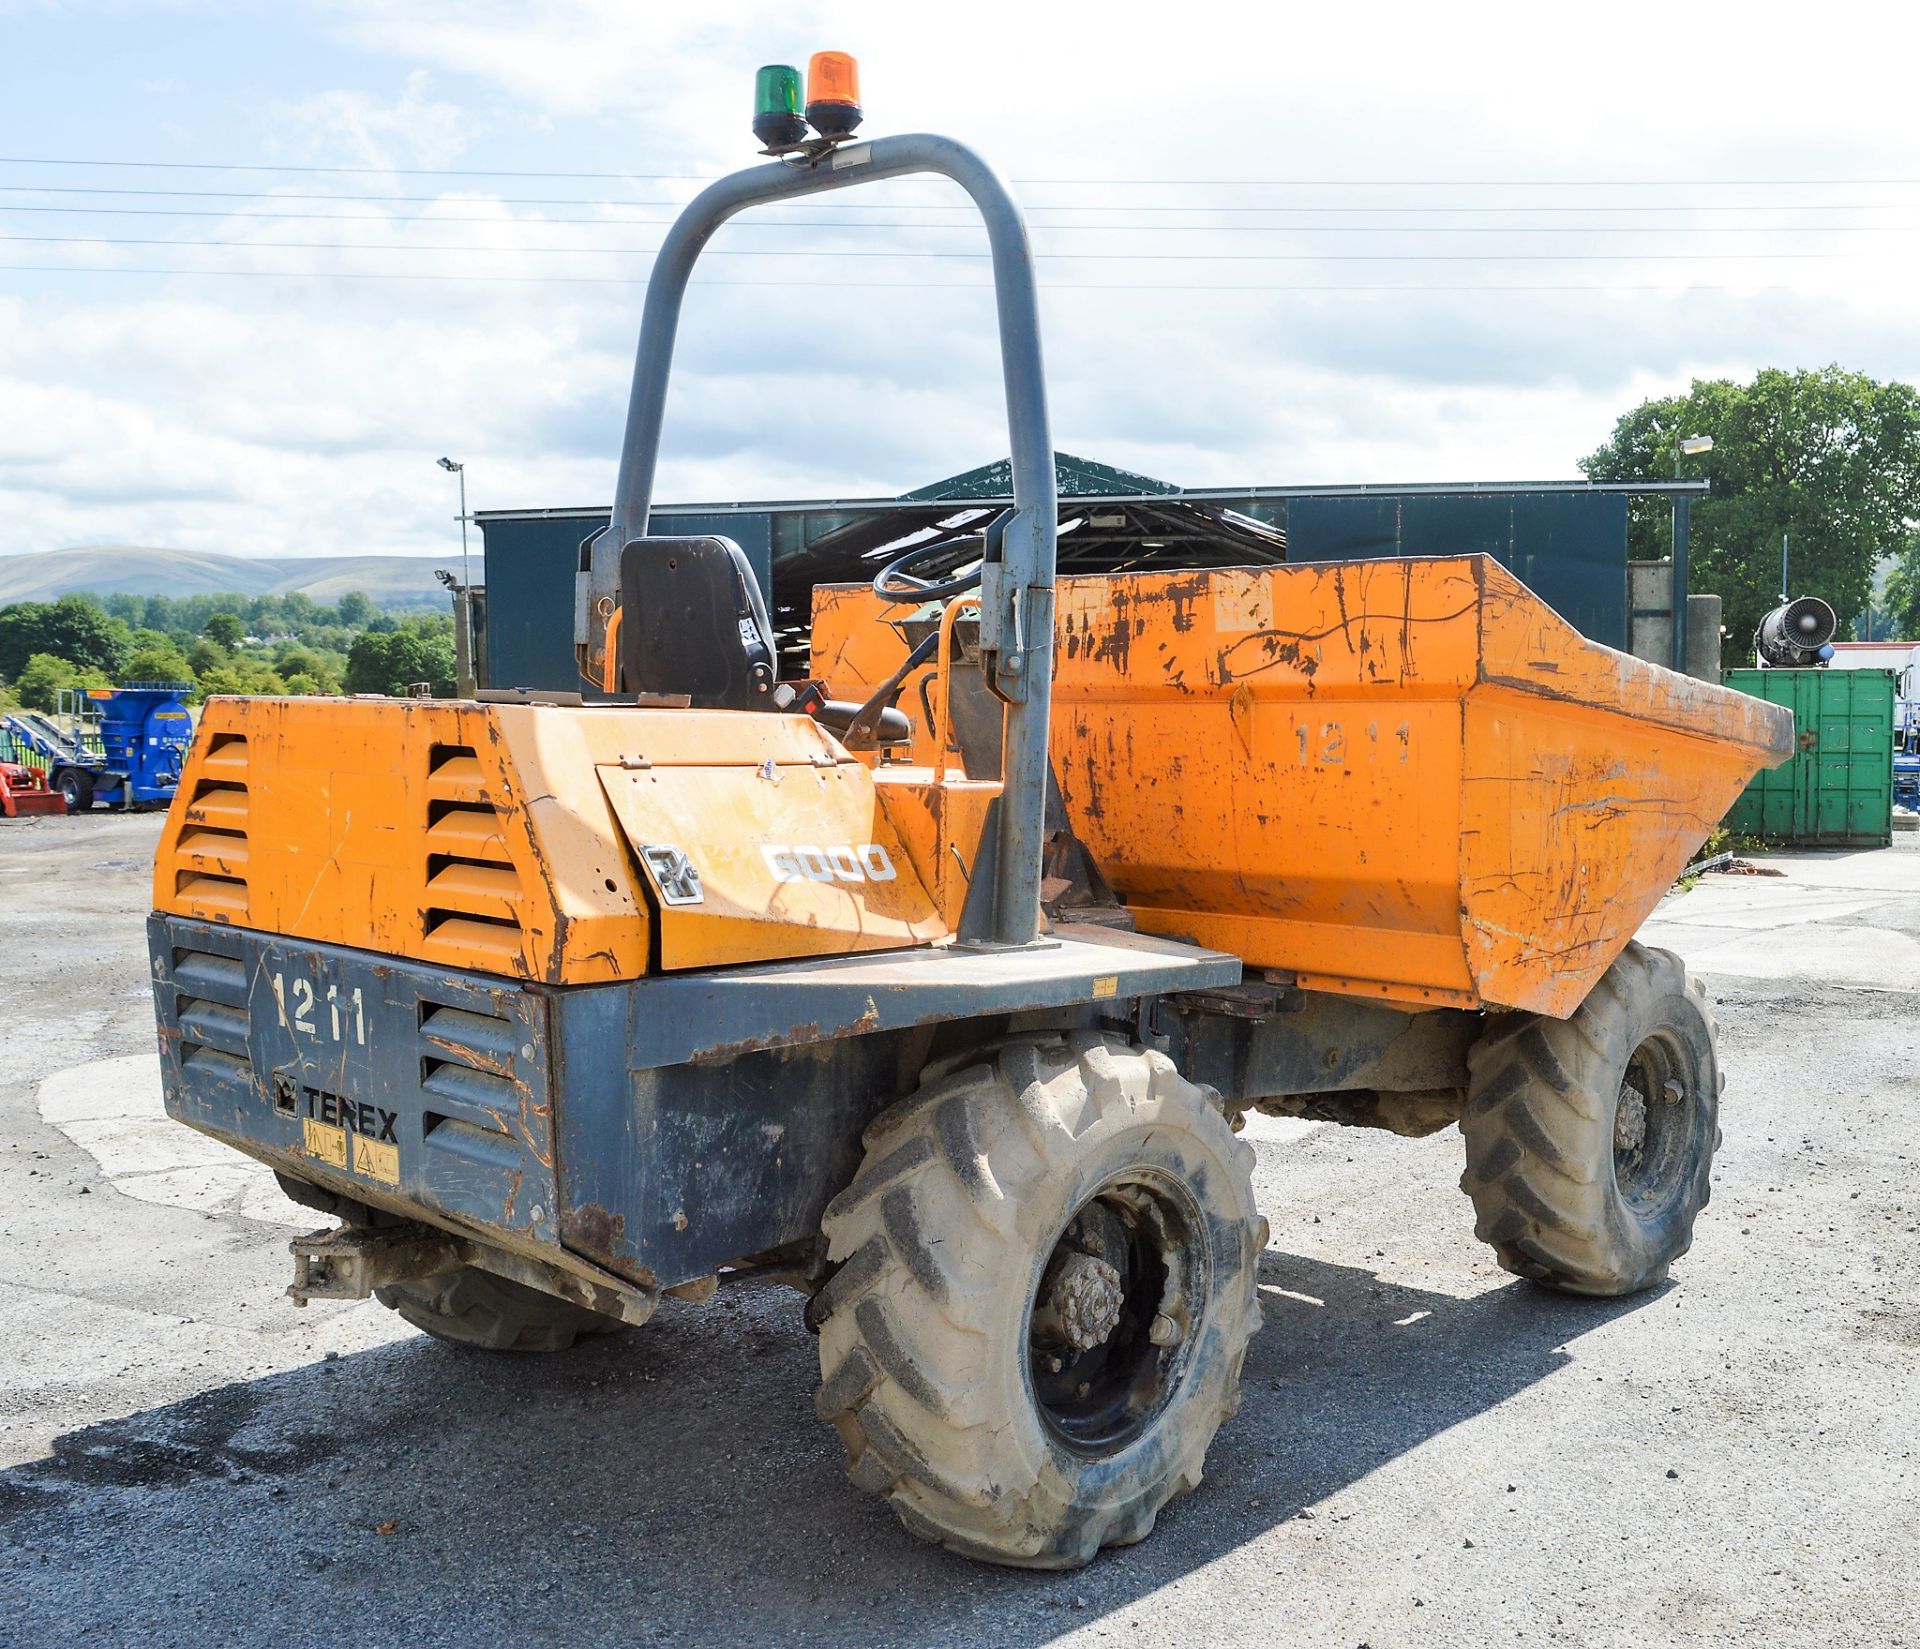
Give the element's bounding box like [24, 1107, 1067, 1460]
[762, 844, 898, 885]
[305, 1089, 399, 1143]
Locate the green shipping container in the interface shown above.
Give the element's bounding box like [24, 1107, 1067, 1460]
[1723, 667, 1894, 847]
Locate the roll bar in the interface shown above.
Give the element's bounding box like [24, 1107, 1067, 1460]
[576, 134, 1059, 949]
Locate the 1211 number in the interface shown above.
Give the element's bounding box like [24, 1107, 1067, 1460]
[271, 972, 368, 1047]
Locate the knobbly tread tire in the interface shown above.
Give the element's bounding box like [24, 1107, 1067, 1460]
[376, 1266, 625, 1353]
[1461, 942, 1721, 1297]
[813, 1031, 1265, 1569]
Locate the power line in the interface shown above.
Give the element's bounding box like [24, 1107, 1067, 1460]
[0, 261, 1814, 294]
[0, 233, 1877, 262]
[0, 156, 709, 180]
[4, 154, 1920, 187]
[0, 184, 715, 206]
[4, 203, 1917, 235]
[8, 182, 1920, 215]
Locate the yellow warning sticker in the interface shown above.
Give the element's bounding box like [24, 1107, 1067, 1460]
[1091, 975, 1119, 1000]
[301, 1117, 348, 1169]
[352, 1134, 401, 1187]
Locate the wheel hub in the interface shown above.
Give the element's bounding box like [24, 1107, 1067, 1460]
[1027, 1179, 1202, 1457]
[1033, 1251, 1124, 1351]
[1614, 1079, 1649, 1155]
[1612, 1032, 1701, 1216]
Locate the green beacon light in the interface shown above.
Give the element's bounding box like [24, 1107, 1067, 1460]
[752, 64, 806, 149]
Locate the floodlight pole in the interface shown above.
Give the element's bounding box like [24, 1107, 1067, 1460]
[438, 457, 475, 695]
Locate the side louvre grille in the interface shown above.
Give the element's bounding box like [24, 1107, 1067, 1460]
[416, 993, 537, 1168]
[421, 743, 527, 974]
[171, 942, 252, 1086]
[172, 733, 250, 921]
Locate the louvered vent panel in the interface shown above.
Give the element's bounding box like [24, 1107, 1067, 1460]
[421, 743, 526, 972]
[173, 733, 249, 920]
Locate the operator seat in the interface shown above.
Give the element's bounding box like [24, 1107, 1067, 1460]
[616, 533, 910, 744]
[618, 535, 776, 710]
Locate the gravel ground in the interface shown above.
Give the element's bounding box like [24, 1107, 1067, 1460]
[1, 812, 1915, 1648]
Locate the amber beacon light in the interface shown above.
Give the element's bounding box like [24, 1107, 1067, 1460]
[805, 51, 862, 138]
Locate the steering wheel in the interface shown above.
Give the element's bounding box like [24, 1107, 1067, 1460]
[871, 534, 987, 604]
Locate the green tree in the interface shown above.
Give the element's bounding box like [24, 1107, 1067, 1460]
[196, 658, 287, 699]
[274, 644, 323, 679]
[187, 637, 229, 677]
[1582, 366, 1920, 663]
[14, 652, 110, 712]
[202, 611, 246, 650]
[121, 642, 196, 685]
[343, 631, 399, 695]
[335, 590, 376, 628]
[274, 640, 342, 693]
[1878, 530, 1920, 636]
[0, 594, 127, 680]
[344, 627, 456, 696]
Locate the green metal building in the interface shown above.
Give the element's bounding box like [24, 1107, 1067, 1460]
[474, 454, 1706, 696]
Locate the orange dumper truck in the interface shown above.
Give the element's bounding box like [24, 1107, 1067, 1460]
[148, 74, 1792, 1570]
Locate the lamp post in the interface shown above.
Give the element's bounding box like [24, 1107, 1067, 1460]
[436, 456, 469, 591]
[437, 457, 475, 696]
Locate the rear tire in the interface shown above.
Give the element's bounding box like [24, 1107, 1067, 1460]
[55, 768, 93, 812]
[376, 1267, 627, 1353]
[1461, 943, 1720, 1296]
[813, 1032, 1265, 1569]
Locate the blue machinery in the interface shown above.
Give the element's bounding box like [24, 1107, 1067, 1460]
[0, 682, 194, 810]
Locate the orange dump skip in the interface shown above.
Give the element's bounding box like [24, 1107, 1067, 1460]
[1051, 556, 1793, 1015]
[815, 555, 1795, 1017]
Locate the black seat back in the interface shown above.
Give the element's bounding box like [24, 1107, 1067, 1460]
[618, 536, 775, 709]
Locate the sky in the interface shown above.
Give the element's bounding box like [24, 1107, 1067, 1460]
[2, 0, 1919, 560]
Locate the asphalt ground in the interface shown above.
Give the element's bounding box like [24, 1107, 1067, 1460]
[2, 811, 1915, 1647]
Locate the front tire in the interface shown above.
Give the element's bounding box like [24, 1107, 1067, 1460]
[813, 1032, 1265, 1569]
[1461, 943, 1720, 1296]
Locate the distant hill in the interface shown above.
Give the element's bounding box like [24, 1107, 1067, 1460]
[0, 547, 463, 608]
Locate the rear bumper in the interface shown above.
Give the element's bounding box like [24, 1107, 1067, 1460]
[146, 913, 905, 1295]
[149, 915, 563, 1256]
[150, 914, 1240, 1295]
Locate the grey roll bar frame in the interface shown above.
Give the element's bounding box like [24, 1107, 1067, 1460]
[575, 133, 1059, 950]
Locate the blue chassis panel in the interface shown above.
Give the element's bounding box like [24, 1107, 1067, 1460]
[150, 916, 561, 1254]
[150, 916, 1238, 1291]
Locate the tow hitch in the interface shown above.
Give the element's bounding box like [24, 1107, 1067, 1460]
[286, 1220, 659, 1327]
[288, 1224, 461, 1305]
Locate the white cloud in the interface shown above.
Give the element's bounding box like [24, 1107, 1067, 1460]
[3, 0, 1920, 559]
[282, 68, 479, 170]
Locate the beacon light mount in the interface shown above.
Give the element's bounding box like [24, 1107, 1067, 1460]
[753, 51, 865, 160]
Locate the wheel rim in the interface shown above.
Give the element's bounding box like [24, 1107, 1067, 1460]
[1612, 1029, 1700, 1216]
[1025, 1171, 1206, 1458]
